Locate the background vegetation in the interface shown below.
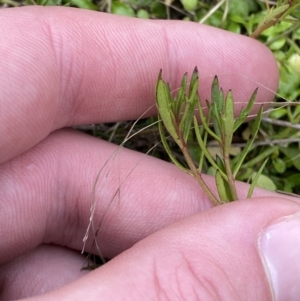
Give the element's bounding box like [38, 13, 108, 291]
[2, 0, 300, 195]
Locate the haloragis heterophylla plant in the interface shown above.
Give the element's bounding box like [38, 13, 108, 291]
[156, 67, 266, 206]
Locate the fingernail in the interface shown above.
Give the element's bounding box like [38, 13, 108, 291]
[259, 212, 300, 301]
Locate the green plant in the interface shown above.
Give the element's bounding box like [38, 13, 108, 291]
[251, 0, 300, 39]
[156, 67, 266, 206]
[151, 0, 300, 201]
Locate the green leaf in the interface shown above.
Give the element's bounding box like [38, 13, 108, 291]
[207, 166, 217, 176]
[210, 77, 222, 138]
[211, 76, 223, 114]
[280, 147, 300, 171]
[188, 66, 199, 96]
[215, 155, 226, 174]
[269, 107, 287, 119]
[211, 76, 219, 104]
[242, 146, 278, 169]
[215, 170, 226, 203]
[198, 125, 207, 172]
[150, 1, 167, 18]
[156, 72, 183, 148]
[247, 159, 269, 198]
[252, 173, 277, 191]
[273, 158, 286, 173]
[197, 101, 221, 143]
[70, 0, 98, 10]
[194, 117, 228, 180]
[278, 65, 300, 99]
[180, 0, 198, 12]
[111, 1, 135, 17]
[158, 116, 188, 174]
[234, 88, 258, 131]
[179, 67, 199, 142]
[137, 9, 149, 19]
[174, 73, 187, 118]
[260, 4, 289, 26]
[279, 3, 300, 22]
[233, 106, 263, 177]
[215, 170, 233, 203]
[221, 90, 235, 150]
[286, 174, 300, 189]
[228, 0, 258, 18]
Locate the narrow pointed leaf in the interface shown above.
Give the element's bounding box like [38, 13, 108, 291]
[263, 4, 289, 24]
[210, 78, 223, 138]
[247, 158, 269, 198]
[215, 154, 226, 174]
[179, 71, 199, 142]
[156, 72, 182, 147]
[188, 66, 199, 96]
[215, 170, 234, 203]
[218, 88, 224, 114]
[216, 155, 234, 202]
[198, 100, 214, 172]
[233, 106, 263, 177]
[222, 90, 235, 150]
[194, 117, 228, 180]
[198, 127, 206, 172]
[158, 117, 189, 174]
[211, 76, 220, 106]
[280, 4, 300, 21]
[197, 101, 222, 143]
[234, 88, 258, 132]
[174, 73, 187, 118]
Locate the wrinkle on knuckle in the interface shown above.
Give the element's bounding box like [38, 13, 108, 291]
[152, 259, 172, 301]
[150, 250, 239, 301]
[179, 251, 239, 301]
[40, 19, 84, 127]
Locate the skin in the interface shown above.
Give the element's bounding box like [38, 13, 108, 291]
[0, 6, 299, 301]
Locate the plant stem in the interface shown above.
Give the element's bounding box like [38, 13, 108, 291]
[223, 148, 238, 201]
[250, 5, 289, 39]
[180, 135, 221, 206]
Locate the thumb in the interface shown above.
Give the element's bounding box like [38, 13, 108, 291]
[29, 197, 300, 301]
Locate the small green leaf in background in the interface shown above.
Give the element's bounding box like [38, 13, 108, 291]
[285, 174, 300, 192]
[180, 0, 197, 12]
[252, 173, 277, 191]
[137, 9, 149, 19]
[273, 157, 286, 174]
[70, 0, 98, 10]
[150, 1, 167, 19]
[227, 0, 258, 18]
[278, 65, 300, 100]
[111, 1, 135, 17]
[227, 22, 241, 34]
[269, 107, 287, 119]
[288, 54, 300, 76]
[280, 147, 300, 171]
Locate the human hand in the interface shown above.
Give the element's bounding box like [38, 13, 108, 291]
[1, 6, 299, 301]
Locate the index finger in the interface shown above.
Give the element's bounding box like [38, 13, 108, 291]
[0, 6, 278, 163]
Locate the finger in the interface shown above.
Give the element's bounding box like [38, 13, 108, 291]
[2, 130, 298, 264]
[1, 6, 278, 163]
[13, 197, 300, 301]
[0, 244, 89, 301]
